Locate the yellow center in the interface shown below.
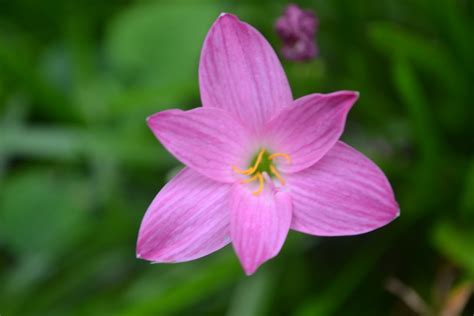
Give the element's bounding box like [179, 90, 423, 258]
[232, 148, 291, 196]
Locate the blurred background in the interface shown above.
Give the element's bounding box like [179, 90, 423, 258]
[0, 0, 473, 315]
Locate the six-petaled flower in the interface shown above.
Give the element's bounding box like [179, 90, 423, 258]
[136, 13, 399, 275]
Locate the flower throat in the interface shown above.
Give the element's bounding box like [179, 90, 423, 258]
[232, 148, 291, 196]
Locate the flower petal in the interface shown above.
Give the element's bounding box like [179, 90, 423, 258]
[287, 141, 399, 236]
[230, 183, 292, 275]
[265, 91, 358, 173]
[148, 107, 253, 183]
[199, 13, 293, 133]
[137, 167, 231, 262]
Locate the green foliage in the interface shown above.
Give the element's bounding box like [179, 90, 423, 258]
[0, 170, 91, 258]
[0, 0, 472, 315]
[106, 3, 219, 88]
[433, 222, 474, 277]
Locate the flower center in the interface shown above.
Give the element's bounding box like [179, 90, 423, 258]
[232, 148, 291, 196]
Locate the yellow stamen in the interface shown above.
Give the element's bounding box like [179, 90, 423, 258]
[232, 148, 266, 175]
[268, 153, 291, 163]
[240, 173, 259, 184]
[252, 173, 264, 196]
[231, 149, 290, 196]
[232, 165, 251, 175]
[270, 165, 285, 185]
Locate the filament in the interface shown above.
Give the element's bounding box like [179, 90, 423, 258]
[232, 149, 290, 196]
[268, 153, 291, 163]
[270, 165, 285, 185]
[232, 148, 266, 175]
[252, 173, 264, 196]
[240, 173, 259, 184]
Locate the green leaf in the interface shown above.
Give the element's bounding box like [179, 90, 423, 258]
[432, 222, 474, 277]
[295, 239, 389, 316]
[0, 169, 92, 259]
[0, 31, 77, 121]
[368, 22, 466, 95]
[117, 252, 242, 316]
[391, 58, 441, 159]
[106, 2, 219, 89]
[460, 159, 474, 218]
[0, 126, 84, 160]
[430, 0, 474, 76]
[227, 268, 274, 316]
[0, 126, 175, 168]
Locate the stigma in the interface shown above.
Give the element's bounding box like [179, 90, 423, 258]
[232, 148, 291, 196]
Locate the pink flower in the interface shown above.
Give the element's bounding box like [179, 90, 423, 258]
[275, 4, 318, 61]
[137, 13, 399, 275]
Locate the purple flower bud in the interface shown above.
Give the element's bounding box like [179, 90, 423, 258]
[275, 4, 318, 61]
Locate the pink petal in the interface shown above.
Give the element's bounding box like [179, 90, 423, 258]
[137, 167, 231, 262]
[287, 141, 399, 236]
[265, 91, 358, 173]
[148, 107, 253, 183]
[199, 13, 293, 134]
[230, 183, 292, 275]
